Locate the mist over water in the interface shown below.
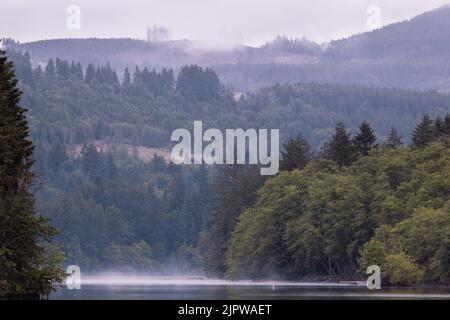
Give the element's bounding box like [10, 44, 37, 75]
[52, 273, 450, 300]
[73, 273, 360, 287]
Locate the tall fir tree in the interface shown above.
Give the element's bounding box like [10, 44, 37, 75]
[122, 67, 131, 87]
[55, 58, 70, 79]
[69, 61, 84, 81]
[0, 51, 64, 297]
[161, 68, 175, 92]
[34, 65, 44, 82]
[44, 58, 55, 77]
[133, 66, 142, 85]
[412, 114, 435, 148]
[444, 114, 450, 135]
[200, 165, 265, 277]
[434, 115, 446, 139]
[19, 52, 33, 86]
[385, 126, 403, 149]
[325, 122, 356, 166]
[352, 121, 377, 156]
[176, 65, 221, 102]
[85, 63, 96, 84]
[280, 135, 311, 171]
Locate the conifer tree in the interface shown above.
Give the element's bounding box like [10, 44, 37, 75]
[96, 67, 102, 83]
[55, 58, 70, 79]
[176, 65, 221, 102]
[0, 51, 64, 297]
[133, 66, 142, 85]
[161, 68, 175, 91]
[105, 153, 118, 180]
[325, 122, 356, 166]
[44, 59, 55, 77]
[81, 144, 100, 178]
[122, 67, 131, 87]
[85, 63, 96, 84]
[19, 52, 33, 85]
[201, 165, 265, 276]
[434, 115, 445, 139]
[112, 70, 119, 84]
[70, 61, 83, 81]
[75, 62, 84, 81]
[34, 65, 44, 82]
[101, 63, 118, 84]
[352, 121, 377, 156]
[444, 114, 450, 135]
[412, 114, 435, 148]
[280, 135, 311, 171]
[385, 126, 403, 149]
[70, 61, 77, 77]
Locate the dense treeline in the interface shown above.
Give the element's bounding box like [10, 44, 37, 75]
[7, 50, 231, 148]
[261, 36, 322, 56]
[221, 118, 450, 285]
[4, 49, 450, 285]
[199, 165, 267, 276]
[7, 50, 450, 151]
[35, 143, 211, 271]
[5, 51, 219, 272]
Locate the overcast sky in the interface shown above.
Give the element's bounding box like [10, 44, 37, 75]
[1, 0, 450, 46]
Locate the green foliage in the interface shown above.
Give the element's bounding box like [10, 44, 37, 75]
[385, 127, 403, 149]
[359, 240, 387, 270]
[45, 59, 55, 77]
[176, 65, 221, 102]
[383, 253, 424, 286]
[410, 113, 450, 148]
[36, 145, 212, 271]
[7, 50, 450, 151]
[0, 50, 65, 297]
[361, 207, 450, 284]
[353, 121, 377, 156]
[412, 114, 434, 148]
[280, 135, 311, 171]
[323, 123, 356, 166]
[4, 50, 450, 286]
[200, 165, 266, 277]
[227, 169, 312, 279]
[103, 241, 153, 269]
[227, 139, 450, 284]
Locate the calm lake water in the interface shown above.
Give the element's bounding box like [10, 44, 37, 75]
[51, 275, 450, 300]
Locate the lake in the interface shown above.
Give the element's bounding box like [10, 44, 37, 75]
[51, 275, 450, 300]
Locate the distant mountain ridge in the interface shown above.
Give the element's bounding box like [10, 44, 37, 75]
[5, 5, 450, 91]
[324, 5, 450, 60]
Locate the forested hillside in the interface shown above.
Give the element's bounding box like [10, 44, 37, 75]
[224, 120, 450, 285]
[5, 49, 450, 283]
[227, 140, 450, 285]
[36, 144, 211, 271]
[8, 50, 450, 151]
[6, 6, 450, 91]
[324, 5, 450, 60]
